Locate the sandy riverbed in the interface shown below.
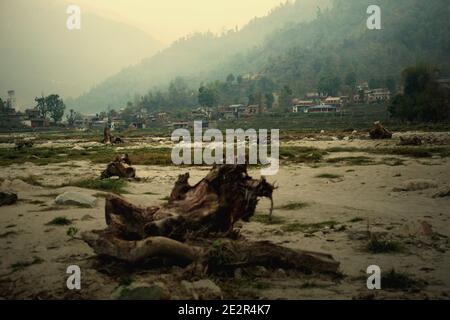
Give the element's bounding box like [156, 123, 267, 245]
[1, 133, 450, 299]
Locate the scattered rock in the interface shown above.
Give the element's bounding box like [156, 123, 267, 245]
[399, 221, 434, 238]
[393, 179, 438, 192]
[55, 192, 97, 208]
[81, 214, 95, 221]
[399, 136, 422, 146]
[182, 279, 222, 300]
[433, 187, 450, 198]
[115, 282, 170, 300]
[0, 191, 18, 206]
[72, 145, 85, 151]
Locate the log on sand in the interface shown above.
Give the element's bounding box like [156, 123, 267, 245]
[83, 164, 340, 274]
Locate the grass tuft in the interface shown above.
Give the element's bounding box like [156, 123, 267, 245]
[277, 202, 309, 211]
[11, 256, 44, 271]
[46, 216, 72, 226]
[366, 235, 402, 253]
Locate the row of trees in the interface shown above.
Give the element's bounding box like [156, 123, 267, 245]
[389, 65, 449, 122]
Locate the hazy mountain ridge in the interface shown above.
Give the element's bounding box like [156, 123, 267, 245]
[211, 0, 450, 94]
[69, 0, 332, 113]
[0, 0, 162, 108]
[67, 0, 449, 112]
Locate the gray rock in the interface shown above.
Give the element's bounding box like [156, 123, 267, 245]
[347, 230, 370, 240]
[115, 282, 170, 300]
[182, 279, 222, 300]
[55, 192, 96, 208]
[433, 187, 450, 198]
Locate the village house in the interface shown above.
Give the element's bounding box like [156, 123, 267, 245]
[245, 105, 260, 115]
[366, 88, 391, 104]
[304, 105, 337, 113]
[168, 121, 190, 130]
[218, 104, 246, 120]
[324, 97, 342, 108]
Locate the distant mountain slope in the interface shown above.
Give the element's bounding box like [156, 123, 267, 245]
[0, 0, 161, 109]
[69, 0, 450, 114]
[69, 0, 331, 113]
[218, 0, 450, 94]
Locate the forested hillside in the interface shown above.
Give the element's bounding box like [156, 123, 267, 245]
[68, 0, 331, 112]
[69, 0, 450, 113]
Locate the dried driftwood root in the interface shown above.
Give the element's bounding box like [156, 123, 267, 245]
[369, 121, 392, 140]
[101, 154, 136, 179]
[103, 127, 125, 145]
[83, 164, 340, 274]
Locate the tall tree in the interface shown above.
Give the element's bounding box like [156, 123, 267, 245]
[198, 86, 217, 108]
[45, 94, 65, 123]
[226, 73, 235, 83]
[35, 95, 48, 118]
[265, 92, 274, 109]
[279, 85, 293, 111]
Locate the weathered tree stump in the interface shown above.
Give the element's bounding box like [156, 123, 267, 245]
[83, 165, 340, 274]
[369, 121, 392, 139]
[100, 154, 136, 179]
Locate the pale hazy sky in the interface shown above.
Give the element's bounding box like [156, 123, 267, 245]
[74, 0, 286, 45]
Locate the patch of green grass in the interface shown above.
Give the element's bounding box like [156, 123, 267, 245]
[66, 227, 79, 238]
[118, 275, 135, 287]
[279, 147, 327, 163]
[69, 178, 127, 194]
[349, 217, 364, 223]
[382, 269, 426, 290]
[326, 156, 373, 166]
[11, 256, 44, 272]
[159, 196, 170, 201]
[315, 173, 342, 179]
[380, 157, 405, 166]
[282, 220, 337, 233]
[143, 191, 159, 195]
[251, 214, 286, 225]
[45, 216, 72, 226]
[277, 202, 309, 211]
[299, 281, 330, 289]
[366, 235, 402, 253]
[5, 224, 16, 228]
[252, 281, 271, 290]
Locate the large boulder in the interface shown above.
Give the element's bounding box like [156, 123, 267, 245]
[55, 192, 97, 208]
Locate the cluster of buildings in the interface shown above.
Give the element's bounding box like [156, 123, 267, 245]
[0, 90, 49, 128]
[291, 85, 392, 114]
